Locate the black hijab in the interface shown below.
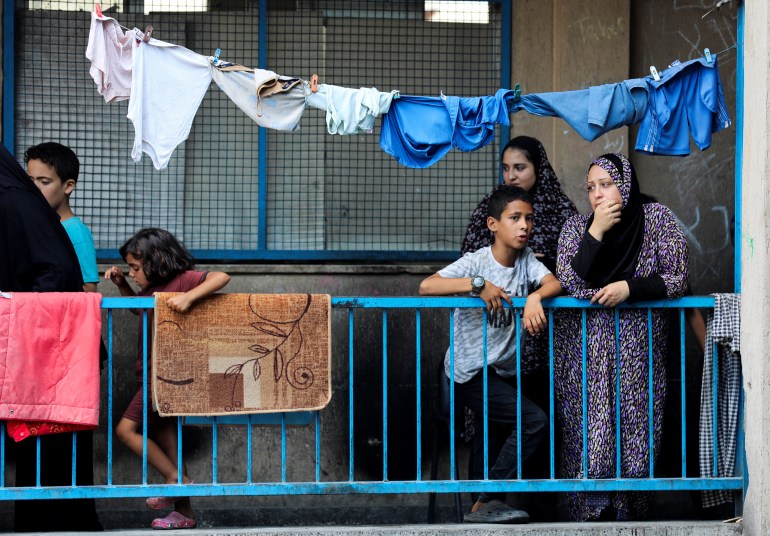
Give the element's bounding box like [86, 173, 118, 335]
[0, 143, 83, 292]
[576, 152, 645, 287]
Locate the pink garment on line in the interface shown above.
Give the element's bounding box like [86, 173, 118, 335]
[0, 292, 102, 441]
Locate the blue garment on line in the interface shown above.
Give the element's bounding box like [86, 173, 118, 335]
[442, 88, 520, 152]
[380, 89, 519, 168]
[508, 79, 649, 143]
[635, 56, 731, 156]
[380, 95, 453, 168]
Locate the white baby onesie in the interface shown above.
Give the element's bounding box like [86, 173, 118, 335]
[127, 37, 212, 170]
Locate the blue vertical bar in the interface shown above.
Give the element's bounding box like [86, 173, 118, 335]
[712, 341, 719, 476]
[499, 0, 512, 153]
[614, 308, 621, 478]
[247, 414, 253, 483]
[734, 2, 744, 293]
[515, 311, 522, 480]
[734, 0, 746, 503]
[348, 309, 355, 481]
[281, 413, 287, 483]
[680, 308, 687, 478]
[482, 309, 489, 481]
[315, 412, 321, 482]
[382, 309, 388, 481]
[647, 309, 654, 478]
[448, 309, 456, 480]
[36, 436, 41, 486]
[177, 417, 183, 484]
[548, 309, 555, 479]
[581, 309, 587, 479]
[71, 432, 77, 485]
[212, 420, 219, 484]
[142, 309, 148, 484]
[2, 0, 15, 152]
[107, 309, 114, 485]
[257, 0, 268, 250]
[415, 309, 422, 480]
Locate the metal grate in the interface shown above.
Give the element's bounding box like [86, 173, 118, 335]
[10, 0, 505, 261]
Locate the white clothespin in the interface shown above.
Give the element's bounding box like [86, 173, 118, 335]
[704, 48, 714, 63]
[650, 66, 661, 82]
[0, 291, 11, 299]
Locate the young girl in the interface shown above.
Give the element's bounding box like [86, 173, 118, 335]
[104, 228, 230, 530]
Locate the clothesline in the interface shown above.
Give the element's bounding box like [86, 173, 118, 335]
[86, 10, 731, 171]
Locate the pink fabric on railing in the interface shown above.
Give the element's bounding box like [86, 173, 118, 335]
[0, 292, 102, 441]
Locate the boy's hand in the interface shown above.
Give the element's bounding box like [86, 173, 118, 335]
[522, 293, 547, 336]
[479, 282, 511, 311]
[166, 293, 194, 313]
[591, 280, 630, 307]
[104, 266, 127, 286]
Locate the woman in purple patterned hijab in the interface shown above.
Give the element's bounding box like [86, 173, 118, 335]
[554, 153, 690, 520]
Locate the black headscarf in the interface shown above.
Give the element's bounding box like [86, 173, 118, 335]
[575, 152, 646, 287]
[0, 143, 83, 292]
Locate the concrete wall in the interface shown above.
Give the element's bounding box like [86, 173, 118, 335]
[740, 2, 770, 535]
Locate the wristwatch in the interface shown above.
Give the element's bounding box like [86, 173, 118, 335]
[470, 275, 485, 294]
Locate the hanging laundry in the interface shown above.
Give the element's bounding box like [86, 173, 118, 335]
[127, 36, 212, 170]
[379, 96, 453, 168]
[442, 87, 520, 151]
[210, 62, 306, 131]
[699, 293, 741, 508]
[305, 84, 400, 135]
[85, 11, 134, 103]
[508, 79, 649, 143]
[636, 56, 731, 156]
[380, 89, 519, 169]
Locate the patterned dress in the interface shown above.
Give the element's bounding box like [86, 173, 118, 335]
[554, 202, 689, 520]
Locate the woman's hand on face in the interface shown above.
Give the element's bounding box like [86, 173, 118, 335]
[590, 280, 630, 307]
[588, 200, 622, 240]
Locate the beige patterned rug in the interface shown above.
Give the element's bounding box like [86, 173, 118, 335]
[153, 293, 331, 416]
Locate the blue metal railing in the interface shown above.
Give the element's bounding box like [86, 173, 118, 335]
[0, 296, 743, 505]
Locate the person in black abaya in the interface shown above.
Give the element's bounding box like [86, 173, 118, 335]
[0, 143, 102, 532]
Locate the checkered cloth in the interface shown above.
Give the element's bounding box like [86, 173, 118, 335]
[699, 293, 741, 508]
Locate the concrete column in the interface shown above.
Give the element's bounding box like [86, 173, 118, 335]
[740, 2, 770, 535]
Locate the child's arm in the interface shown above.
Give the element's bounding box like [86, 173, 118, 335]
[522, 273, 562, 336]
[165, 271, 230, 313]
[104, 266, 137, 297]
[419, 273, 511, 311]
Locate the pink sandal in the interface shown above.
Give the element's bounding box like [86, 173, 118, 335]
[146, 496, 179, 510]
[151, 511, 197, 529]
[146, 480, 193, 510]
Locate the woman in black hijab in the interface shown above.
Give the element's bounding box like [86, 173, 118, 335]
[554, 153, 689, 521]
[0, 143, 102, 531]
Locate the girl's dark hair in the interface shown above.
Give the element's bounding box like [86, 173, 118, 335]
[501, 135, 542, 172]
[119, 228, 195, 285]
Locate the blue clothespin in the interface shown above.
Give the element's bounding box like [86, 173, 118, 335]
[213, 48, 221, 66]
[704, 48, 714, 63]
